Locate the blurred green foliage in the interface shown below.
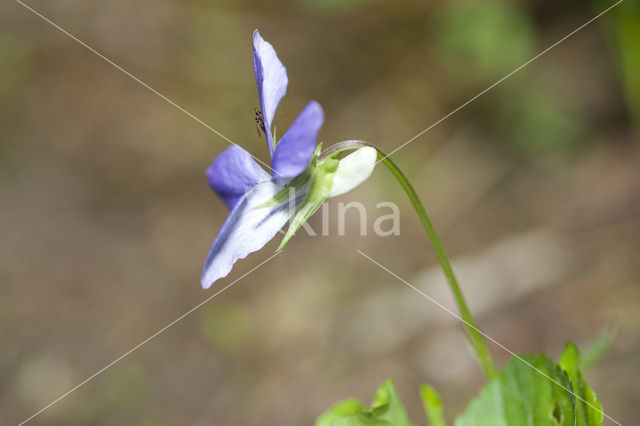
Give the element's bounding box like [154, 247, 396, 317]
[431, 0, 534, 80]
[201, 302, 252, 351]
[106, 362, 151, 410]
[0, 32, 32, 171]
[580, 326, 617, 372]
[594, 0, 640, 130]
[296, 0, 379, 16]
[430, 0, 587, 158]
[0, 304, 4, 336]
[498, 86, 585, 158]
[0, 32, 33, 101]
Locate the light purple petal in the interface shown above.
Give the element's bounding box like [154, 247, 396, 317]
[253, 29, 288, 156]
[206, 145, 270, 210]
[201, 180, 296, 289]
[271, 101, 324, 179]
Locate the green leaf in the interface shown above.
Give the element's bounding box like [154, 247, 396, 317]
[277, 153, 340, 251]
[315, 398, 368, 426]
[368, 380, 414, 426]
[315, 380, 414, 426]
[455, 355, 576, 426]
[558, 342, 604, 425]
[420, 383, 446, 426]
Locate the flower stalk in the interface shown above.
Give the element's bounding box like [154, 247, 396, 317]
[322, 140, 497, 379]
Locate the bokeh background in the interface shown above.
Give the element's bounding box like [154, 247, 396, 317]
[1, 0, 639, 424]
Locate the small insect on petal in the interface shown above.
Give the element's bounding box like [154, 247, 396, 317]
[254, 106, 266, 137]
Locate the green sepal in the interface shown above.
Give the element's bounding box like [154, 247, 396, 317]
[277, 151, 340, 251]
[257, 171, 311, 208]
[257, 144, 324, 209]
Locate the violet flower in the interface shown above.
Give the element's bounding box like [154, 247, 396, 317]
[201, 30, 376, 289]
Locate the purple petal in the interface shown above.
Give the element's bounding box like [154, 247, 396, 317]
[201, 180, 294, 289]
[206, 145, 270, 210]
[271, 101, 324, 179]
[253, 29, 288, 156]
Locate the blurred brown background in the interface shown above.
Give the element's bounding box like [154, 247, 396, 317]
[1, 0, 638, 425]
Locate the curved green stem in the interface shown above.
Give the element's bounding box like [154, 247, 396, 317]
[323, 140, 497, 379]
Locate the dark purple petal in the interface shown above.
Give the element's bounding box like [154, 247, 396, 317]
[201, 180, 294, 289]
[206, 145, 270, 210]
[271, 101, 324, 179]
[253, 29, 288, 156]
